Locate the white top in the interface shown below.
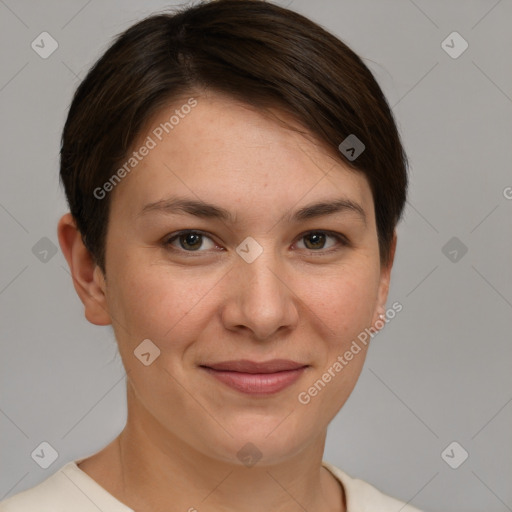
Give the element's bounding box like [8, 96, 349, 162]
[0, 459, 423, 511]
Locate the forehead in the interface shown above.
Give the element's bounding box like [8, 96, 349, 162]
[110, 93, 374, 221]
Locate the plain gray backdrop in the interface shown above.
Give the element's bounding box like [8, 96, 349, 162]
[1, 1, 511, 511]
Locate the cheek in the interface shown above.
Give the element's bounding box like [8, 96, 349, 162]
[304, 264, 380, 344]
[295, 269, 378, 421]
[106, 258, 219, 349]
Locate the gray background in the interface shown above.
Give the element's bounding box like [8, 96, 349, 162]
[1, 1, 511, 511]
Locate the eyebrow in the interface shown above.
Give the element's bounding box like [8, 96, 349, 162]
[139, 196, 366, 225]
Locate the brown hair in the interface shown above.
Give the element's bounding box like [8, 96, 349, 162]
[60, 0, 408, 272]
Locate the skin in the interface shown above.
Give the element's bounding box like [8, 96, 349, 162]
[58, 91, 396, 512]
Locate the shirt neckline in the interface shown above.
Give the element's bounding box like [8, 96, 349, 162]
[65, 458, 348, 511]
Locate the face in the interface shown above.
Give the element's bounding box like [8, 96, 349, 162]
[96, 92, 392, 465]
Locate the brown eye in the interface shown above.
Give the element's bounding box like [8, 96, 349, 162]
[303, 232, 327, 250]
[295, 231, 348, 252]
[165, 230, 216, 252]
[179, 233, 203, 250]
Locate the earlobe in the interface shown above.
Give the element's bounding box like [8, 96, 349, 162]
[57, 213, 112, 326]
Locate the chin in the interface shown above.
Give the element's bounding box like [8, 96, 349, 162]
[201, 416, 313, 468]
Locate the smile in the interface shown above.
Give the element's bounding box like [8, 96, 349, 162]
[200, 359, 309, 395]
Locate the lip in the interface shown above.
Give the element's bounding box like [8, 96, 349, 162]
[200, 359, 309, 395]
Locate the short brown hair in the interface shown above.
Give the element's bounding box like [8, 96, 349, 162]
[60, 0, 408, 272]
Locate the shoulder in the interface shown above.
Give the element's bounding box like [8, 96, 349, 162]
[0, 461, 131, 512]
[1, 462, 66, 511]
[322, 460, 424, 512]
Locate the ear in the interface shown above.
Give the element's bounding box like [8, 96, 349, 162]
[371, 231, 397, 330]
[57, 213, 111, 326]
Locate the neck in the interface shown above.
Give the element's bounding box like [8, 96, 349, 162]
[81, 384, 345, 512]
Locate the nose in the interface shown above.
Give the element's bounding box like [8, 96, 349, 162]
[220, 246, 300, 341]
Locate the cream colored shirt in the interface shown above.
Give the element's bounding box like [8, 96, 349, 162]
[0, 459, 423, 511]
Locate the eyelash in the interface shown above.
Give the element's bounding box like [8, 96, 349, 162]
[162, 229, 350, 256]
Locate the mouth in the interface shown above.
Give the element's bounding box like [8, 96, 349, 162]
[199, 359, 309, 395]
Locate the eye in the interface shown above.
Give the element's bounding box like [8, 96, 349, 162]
[163, 229, 349, 256]
[295, 231, 348, 252]
[164, 230, 218, 252]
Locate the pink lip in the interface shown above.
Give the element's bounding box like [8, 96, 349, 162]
[200, 359, 308, 395]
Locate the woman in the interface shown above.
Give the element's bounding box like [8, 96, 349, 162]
[0, 1, 423, 510]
